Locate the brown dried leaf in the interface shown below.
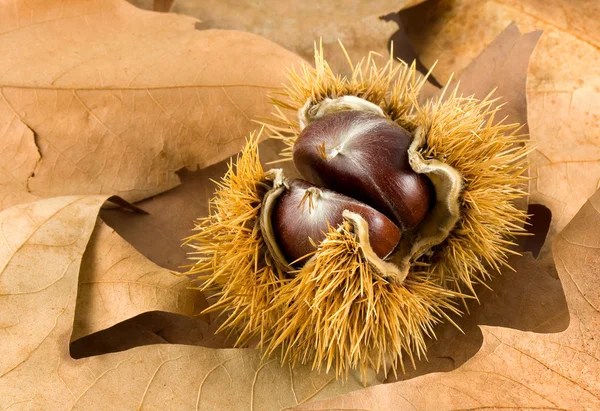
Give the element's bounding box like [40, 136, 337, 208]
[380, 252, 569, 383]
[439, 23, 542, 129]
[291, 189, 600, 410]
[128, 0, 428, 76]
[100, 138, 299, 271]
[70, 311, 230, 359]
[401, 0, 600, 269]
[99, 139, 298, 350]
[72, 220, 204, 341]
[434, 23, 541, 219]
[0, 0, 303, 204]
[0, 195, 370, 410]
[0, 97, 39, 209]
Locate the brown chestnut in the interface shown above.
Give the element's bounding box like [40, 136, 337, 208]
[271, 179, 400, 265]
[293, 110, 434, 230]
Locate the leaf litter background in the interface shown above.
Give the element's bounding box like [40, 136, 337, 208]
[0, 0, 598, 409]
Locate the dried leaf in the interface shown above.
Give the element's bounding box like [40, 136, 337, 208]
[384, 252, 569, 382]
[0, 196, 368, 410]
[72, 220, 204, 341]
[401, 0, 600, 269]
[0, 196, 109, 379]
[434, 23, 541, 219]
[0, 0, 303, 204]
[100, 138, 299, 271]
[70, 311, 229, 358]
[99, 139, 298, 351]
[439, 23, 542, 129]
[290, 189, 600, 410]
[0, 98, 39, 209]
[129, 0, 428, 76]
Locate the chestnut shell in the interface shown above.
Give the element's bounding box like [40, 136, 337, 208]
[293, 110, 434, 230]
[271, 179, 400, 265]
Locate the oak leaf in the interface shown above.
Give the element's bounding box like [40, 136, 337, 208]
[0, 196, 369, 410]
[72, 220, 204, 341]
[0, 0, 303, 204]
[0, 104, 39, 210]
[100, 138, 297, 271]
[99, 24, 543, 373]
[129, 0, 429, 77]
[101, 24, 539, 276]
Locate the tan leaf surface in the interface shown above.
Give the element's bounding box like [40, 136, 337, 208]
[0, 0, 303, 204]
[0, 196, 368, 410]
[72, 220, 204, 341]
[401, 0, 600, 269]
[0, 95, 39, 210]
[0, 196, 109, 380]
[291, 189, 600, 410]
[383, 253, 569, 383]
[440, 23, 541, 129]
[128, 0, 427, 76]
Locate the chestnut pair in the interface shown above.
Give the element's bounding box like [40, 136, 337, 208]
[269, 110, 433, 267]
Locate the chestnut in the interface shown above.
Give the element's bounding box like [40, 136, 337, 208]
[293, 110, 434, 230]
[270, 179, 400, 265]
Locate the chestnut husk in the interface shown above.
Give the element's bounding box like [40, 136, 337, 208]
[187, 45, 529, 383]
[268, 47, 528, 293]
